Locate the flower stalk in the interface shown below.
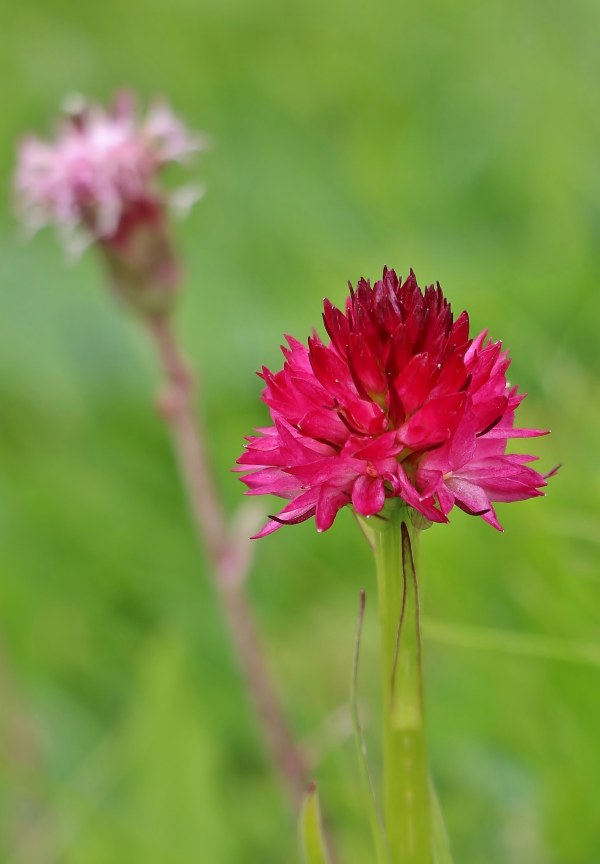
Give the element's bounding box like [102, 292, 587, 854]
[373, 503, 430, 864]
[146, 312, 308, 811]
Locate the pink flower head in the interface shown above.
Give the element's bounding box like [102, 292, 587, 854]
[14, 92, 207, 313]
[15, 91, 206, 253]
[237, 268, 550, 536]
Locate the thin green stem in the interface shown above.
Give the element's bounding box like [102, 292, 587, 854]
[373, 504, 430, 864]
[351, 591, 391, 864]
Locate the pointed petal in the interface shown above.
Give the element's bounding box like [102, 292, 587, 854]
[352, 475, 386, 516]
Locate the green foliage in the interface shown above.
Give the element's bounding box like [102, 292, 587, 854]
[299, 783, 331, 864]
[1, 0, 599, 862]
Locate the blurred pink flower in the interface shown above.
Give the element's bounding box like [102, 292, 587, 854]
[15, 91, 206, 256]
[237, 268, 550, 536]
[14, 92, 209, 315]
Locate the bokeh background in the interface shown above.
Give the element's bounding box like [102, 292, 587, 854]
[1, 0, 599, 861]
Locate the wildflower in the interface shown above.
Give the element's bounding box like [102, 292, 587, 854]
[14, 91, 207, 313]
[237, 268, 549, 535]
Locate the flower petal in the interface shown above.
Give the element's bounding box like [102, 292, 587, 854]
[352, 475, 386, 516]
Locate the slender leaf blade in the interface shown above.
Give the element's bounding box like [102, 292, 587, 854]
[430, 778, 454, 864]
[299, 782, 331, 864]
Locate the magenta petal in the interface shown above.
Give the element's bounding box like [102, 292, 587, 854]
[252, 507, 316, 538]
[479, 506, 503, 531]
[394, 353, 434, 414]
[351, 474, 385, 516]
[241, 467, 299, 497]
[308, 337, 355, 398]
[456, 456, 547, 502]
[252, 520, 285, 539]
[315, 485, 347, 531]
[482, 426, 549, 440]
[322, 299, 352, 357]
[252, 489, 320, 537]
[435, 483, 455, 515]
[347, 333, 387, 396]
[446, 476, 492, 515]
[399, 393, 465, 449]
[352, 430, 404, 460]
[297, 409, 348, 446]
[395, 464, 448, 523]
[430, 349, 468, 398]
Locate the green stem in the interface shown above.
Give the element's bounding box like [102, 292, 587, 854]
[373, 503, 430, 864]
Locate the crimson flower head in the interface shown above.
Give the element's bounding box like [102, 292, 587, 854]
[237, 268, 550, 536]
[14, 91, 207, 313]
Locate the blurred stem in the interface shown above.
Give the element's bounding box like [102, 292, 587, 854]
[146, 313, 307, 812]
[373, 503, 430, 864]
[0, 638, 54, 864]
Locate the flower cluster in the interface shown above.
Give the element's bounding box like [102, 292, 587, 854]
[15, 91, 205, 255]
[238, 269, 549, 536]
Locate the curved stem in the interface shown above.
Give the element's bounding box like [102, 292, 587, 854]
[373, 504, 430, 864]
[146, 313, 308, 811]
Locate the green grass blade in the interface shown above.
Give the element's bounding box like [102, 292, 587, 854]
[429, 778, 454, 864]
[299, 782, 331, 864]
[423, 619, 600, 668]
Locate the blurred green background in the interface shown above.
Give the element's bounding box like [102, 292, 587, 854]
[0, 0, 599, 861]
